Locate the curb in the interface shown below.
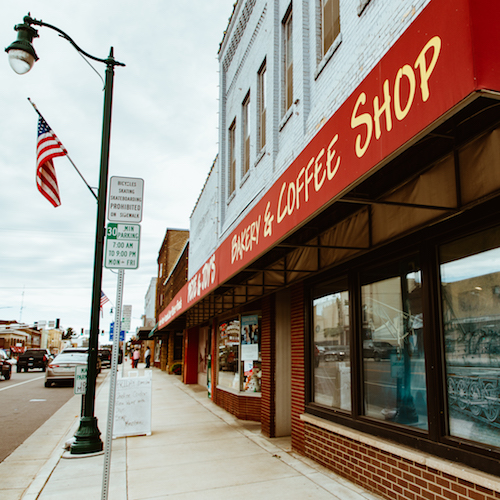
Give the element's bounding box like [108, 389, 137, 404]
[20, 372, 111, 500]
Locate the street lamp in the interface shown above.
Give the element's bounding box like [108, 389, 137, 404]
[6, 15, 125, 455]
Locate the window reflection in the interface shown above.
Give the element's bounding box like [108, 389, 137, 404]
[361, 259, 427, 429]
[313, 282, 351, 411]
[440, 227, 500, 447]
[218, 318, 240, 390]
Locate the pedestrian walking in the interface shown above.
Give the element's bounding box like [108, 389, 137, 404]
[132, 347, 140, 368]
[145, 346, 151, 368]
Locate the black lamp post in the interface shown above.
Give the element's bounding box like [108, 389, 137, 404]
[6, 15, 125, 455]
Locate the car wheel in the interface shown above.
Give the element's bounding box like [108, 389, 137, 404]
[44, 381, 51, 388]
[16, 366, 21, 373]
[24, 367, 28, 372]
[374, 353, 381, 362]
[4, 372, 11, 380]
[42, 366, 46, 372]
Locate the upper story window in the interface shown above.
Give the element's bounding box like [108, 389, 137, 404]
[242, 92, 251, 176]
[229, 119, 237, 196]
[258, 61, 267, 151]
[322, 0, 340, 57]
[283, 8, 293, 115]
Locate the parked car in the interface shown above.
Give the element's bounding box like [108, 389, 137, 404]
[363, 341, 397, 361]
[324, 345, 350, 362]
[0, 352, 12, 380]
[0, 349, 16, 367]
[98, 348, 123, 368]
[61, 347, 102, 373]
[17, 348, 52, 372]
[45, 352, 89, 387]
[98, 348, 111, 368]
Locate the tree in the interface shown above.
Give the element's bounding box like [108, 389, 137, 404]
[62, 327, 74, 340]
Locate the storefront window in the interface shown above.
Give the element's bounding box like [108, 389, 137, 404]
[361, 258, 427, 429]
[440, 227, 500, 448]
[218, 318, 240, 390]
[312, 280, 351, 410]
[240, 314, 261, 393]
[218, 315, 262, 393]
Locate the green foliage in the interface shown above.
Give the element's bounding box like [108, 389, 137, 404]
[171, 363, 182, 375]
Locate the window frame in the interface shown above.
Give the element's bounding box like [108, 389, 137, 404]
[228, 119, 237, 196]
[311, 277, 352, 413]
[257, 60, 267, 151]
[282, 7, 293, 115]
[242, 92, 251, 177]
[321, 0, 340, 58]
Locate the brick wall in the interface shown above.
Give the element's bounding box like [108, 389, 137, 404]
[167, 333, 175, 372]
[160, 336, 168, 371]
[304, 422, 500, 500]
[290, 282, 305, 454]
[261, 294, 276, 437]
[213, 388, 261, 421]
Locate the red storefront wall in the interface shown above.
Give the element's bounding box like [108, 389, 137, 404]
[183, 327, 198, 384]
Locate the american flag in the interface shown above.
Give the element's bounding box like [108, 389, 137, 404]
[36, 117, 67, 207]
[100, 291, 110, 317]
[100, 291, 110, 308]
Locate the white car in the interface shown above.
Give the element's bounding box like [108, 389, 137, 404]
[45, 352, 88, 387]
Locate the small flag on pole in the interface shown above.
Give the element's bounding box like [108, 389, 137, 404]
[100, 291, 110, 318]
[36, 116, 67, 207]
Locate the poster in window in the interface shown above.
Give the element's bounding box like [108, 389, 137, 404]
[241, 314, 259, 361]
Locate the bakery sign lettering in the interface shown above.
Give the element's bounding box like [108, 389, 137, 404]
[230, 35, 442, 266]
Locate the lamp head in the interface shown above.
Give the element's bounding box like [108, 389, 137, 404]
[5, 16, 39, 74]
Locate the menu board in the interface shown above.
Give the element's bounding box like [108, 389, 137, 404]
[113, 371, 152, 438]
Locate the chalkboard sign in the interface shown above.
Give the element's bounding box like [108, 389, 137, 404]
[113, 371, 152, 438]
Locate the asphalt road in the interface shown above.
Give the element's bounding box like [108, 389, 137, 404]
[0, 368, 76, 462]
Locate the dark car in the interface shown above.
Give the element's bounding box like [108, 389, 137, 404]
[0, 353, 12, 380]
[98, 348, 123, 368]
[98, 348, 111, 368]
[363, 341, 397, 361]
[324, 345, 350, 362]
[17, 348, 52, 372]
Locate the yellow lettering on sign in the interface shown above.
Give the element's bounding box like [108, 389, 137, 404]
[351, 35, 442, 158]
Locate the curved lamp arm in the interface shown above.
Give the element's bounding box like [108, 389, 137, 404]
[5, 14, 125, 74]
[26, 15, 125, 67]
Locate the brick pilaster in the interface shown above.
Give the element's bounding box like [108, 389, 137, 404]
[261, 294, 276, 437]
[290, 282, 305, 454]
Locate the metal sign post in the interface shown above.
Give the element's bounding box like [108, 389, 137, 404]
[102, 176, 143, 500]
[102, 268, 124, 500]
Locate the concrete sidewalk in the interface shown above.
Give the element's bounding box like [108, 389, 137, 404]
[2, 364, 383, 500]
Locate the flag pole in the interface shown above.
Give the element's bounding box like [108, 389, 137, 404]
[28, 98, 98, 201]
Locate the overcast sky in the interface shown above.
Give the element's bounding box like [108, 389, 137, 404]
[0, 1, 234, 338]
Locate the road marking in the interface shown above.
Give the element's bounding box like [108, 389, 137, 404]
[30, 399, 47, 402]
[0, 376, 45, 392]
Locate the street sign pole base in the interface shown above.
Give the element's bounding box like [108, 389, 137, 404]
[70, 416, 103, 455]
